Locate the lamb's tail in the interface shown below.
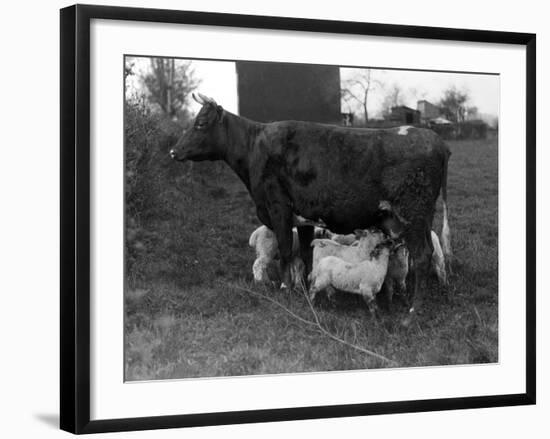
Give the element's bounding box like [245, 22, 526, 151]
[440, 148, 453, 272]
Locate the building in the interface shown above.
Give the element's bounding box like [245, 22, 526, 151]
[385, 105, 421, 125]
[417, 99, 441, 123]
[236, 61, 341, 124]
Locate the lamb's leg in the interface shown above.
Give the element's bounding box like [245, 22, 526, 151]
[362, 295, 378, 318]
[384, 281, 395, 310]
[325, 285, 337, 302]
[252, 258, 268, 283]
[309, 271, 328, 302]
[360, 286, 378, 318]
[309, 282, 320, 302]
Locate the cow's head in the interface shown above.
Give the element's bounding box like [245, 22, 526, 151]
[169, 93, 226, 162]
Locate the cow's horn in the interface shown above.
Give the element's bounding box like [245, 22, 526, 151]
[198, 93, 217, 106]
[192, 93, 204, 105]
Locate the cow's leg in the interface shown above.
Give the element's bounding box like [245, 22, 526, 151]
[267, 203, 294, 289]
[403, 231, 432, 325]
[297, 225, 314, 281]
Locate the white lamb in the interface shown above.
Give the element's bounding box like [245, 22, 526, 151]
[311, 228, 386, 275]
[382, 231, 446, 303]
[249, 226, 296, 282]
[249, 225, 323, 283]
[309, 242, 393, 314]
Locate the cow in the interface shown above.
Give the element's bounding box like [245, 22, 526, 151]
[170, 93, 452, 318]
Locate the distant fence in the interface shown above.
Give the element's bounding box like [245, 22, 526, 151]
[429, 120, 488, 140]
[354, 119, 490, 140]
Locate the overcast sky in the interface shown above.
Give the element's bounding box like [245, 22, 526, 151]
[126, 56, 499, 120]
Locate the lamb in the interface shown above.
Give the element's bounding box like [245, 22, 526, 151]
[309, 240, 393, 314]
[318, 200, 407, 247]
[249, 225, 324, 283]
[383, 243, 410, 305]
[382, 231, 446, 305]
[249, 225, 296, 282]
[311, 228, 386, 275]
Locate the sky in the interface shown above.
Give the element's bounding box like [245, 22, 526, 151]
[126, 56, 499, 121]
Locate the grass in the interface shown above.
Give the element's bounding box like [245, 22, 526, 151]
[124, 137, 498, 381]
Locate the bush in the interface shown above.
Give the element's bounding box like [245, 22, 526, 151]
[124, 98, 241, 285]
[124, 99, 186, 278]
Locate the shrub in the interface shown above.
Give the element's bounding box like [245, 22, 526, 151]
[124, 99, 186, 278]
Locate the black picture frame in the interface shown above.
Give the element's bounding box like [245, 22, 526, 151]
[60, 4, 536, 434]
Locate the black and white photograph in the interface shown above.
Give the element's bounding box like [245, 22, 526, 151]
[124, 56, 499, 381]
[0, 0, 543, 436]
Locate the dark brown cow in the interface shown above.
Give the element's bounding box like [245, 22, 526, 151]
[170, 93, 452, 317]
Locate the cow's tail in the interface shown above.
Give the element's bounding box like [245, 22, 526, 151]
[249, 227, 260, 248]
[440, 149, 453, 270]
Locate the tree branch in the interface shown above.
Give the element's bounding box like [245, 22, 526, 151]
[226, 282, 397, 366]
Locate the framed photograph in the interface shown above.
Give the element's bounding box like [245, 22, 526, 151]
[60, 4, 536, 434]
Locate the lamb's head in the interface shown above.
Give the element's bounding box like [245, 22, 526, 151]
[354, 228, 386, 249]
[314, 227, 330, 239]
[376, 200, 409, 239]
[371, 237, 396, 259]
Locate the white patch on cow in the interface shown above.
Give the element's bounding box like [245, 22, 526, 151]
[397, 125, 412, 135]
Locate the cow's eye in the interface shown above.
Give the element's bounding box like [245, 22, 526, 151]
[195, 121, 207, 130]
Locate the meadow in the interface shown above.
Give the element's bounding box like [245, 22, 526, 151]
[124, 110, 498, 381]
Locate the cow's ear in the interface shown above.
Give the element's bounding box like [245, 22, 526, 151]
[217, 105, 225, 124]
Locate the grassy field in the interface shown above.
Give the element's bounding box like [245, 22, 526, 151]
[124, 137, 498, 381]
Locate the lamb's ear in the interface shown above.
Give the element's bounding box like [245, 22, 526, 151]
[354, 229, 364, 238]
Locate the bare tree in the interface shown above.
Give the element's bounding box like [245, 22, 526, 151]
[142, 58, 200, 118]
[341, 69, 381, 123]
[380, 84, 404, 117]
[439, 86, 469, 123]
[465, 105, 479, 120]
